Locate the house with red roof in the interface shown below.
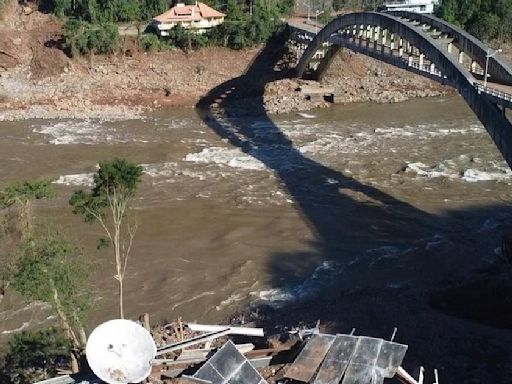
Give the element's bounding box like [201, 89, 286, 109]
[151, 2, 226, 36]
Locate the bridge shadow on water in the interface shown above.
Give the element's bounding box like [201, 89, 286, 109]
[195, 31, 512, 382]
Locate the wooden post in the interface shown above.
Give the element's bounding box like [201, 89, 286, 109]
[143, 313, 150, 331]
[418, 367, 425, 384]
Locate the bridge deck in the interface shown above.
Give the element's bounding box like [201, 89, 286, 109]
[288, 16, 512, 109]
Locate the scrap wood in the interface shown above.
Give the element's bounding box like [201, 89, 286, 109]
[187, 323, 265, 337]
[156, 328, 231, 355]
[396, 367, 421, 384]
[153, 343, 256, 366]
[245, 345, 292, 358]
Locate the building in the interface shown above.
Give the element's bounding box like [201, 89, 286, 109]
[151, 2, 226, 36]
[380, 0, 440, 14]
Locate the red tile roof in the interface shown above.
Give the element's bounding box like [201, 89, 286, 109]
[153, 2, 225, 23]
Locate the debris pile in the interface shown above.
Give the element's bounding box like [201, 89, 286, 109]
[36, 316, 441, 384]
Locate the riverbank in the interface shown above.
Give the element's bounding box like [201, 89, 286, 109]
[0, 47, 451, 121]
[0, 7, 452, 121]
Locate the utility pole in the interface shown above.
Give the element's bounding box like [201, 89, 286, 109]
[484, 48, 502, 87]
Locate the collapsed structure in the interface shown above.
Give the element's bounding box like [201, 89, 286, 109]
[36, 319, 438, 384]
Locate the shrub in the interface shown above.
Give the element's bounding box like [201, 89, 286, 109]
[139, 33, 162, 52]
[0, 328, 70, 384]
[62, 19, 119, 56]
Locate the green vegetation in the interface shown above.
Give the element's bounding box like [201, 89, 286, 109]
[162, 0, 290, 50]
[332, 0, 382, 11]
[37, 0, 169, 22]
[6, 227, 93, 372]
[69, 158, 143, 319]
[437, 0, 512, 42]
[0, 180, 54, 238]
[47, 0, 295, 55]
[62, 19, 119, 56]
[0, 328, 71, 384]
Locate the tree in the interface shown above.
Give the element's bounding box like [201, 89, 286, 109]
[0, 180, 54, 307]
[69, 158, 143, 319]
[62, 19, 119, 57]
[0, 180, 54, 237]
[8, 227, 93, 373]
[436, 0, 512, 42]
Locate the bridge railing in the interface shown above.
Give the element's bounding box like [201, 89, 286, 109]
[475, 84, 512, 103]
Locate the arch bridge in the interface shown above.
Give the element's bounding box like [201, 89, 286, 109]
[289, 12, 512, 168]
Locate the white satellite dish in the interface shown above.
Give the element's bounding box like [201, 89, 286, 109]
[86, 319, 156, 384]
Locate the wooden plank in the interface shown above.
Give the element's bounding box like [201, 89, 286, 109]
[187, 323, 264, 337]
[245, 346, 290, 358]
[396, 367, 420, 384]
[285, 334, 336, 382]
[154, 344, 256, 366]
[249, 356, 273, 368]
[178, 349, 210, 361]
[156, 329, 230, 356]
[179, 375, 212, 384]
[33, 376, 75, 384]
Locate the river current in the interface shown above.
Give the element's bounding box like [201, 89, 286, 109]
[1, 95, 512, 340]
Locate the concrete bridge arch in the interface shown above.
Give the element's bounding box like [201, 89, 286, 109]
[294, 12, 512, 168]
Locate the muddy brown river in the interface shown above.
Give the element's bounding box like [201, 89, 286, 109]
[1, 96, 512, 380]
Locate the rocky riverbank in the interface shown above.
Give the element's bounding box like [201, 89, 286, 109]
[262, 50, 452, 115]
[0, 4, 452, 121]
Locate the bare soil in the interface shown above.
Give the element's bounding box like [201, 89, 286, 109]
[0, 1, 453, 121]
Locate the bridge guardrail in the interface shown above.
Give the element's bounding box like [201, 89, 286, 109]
[475, 84, 512, 102]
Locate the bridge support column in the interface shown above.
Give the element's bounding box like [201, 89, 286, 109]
[390, 33, 395, 50]
[398, 47, 404, 57]
[373, 26, 380, 41]
[447, 42, 453, 54]
[381, 29, 387, 45]
[358, 24, 364, 38]
[419, 53, 425, 68]
[394, 34, 401, 51]
[351, 25, 357, 43]
[373, 26, 380, 50]
[458, 51, 464, 64]
[430, 63, 436, 74]
[408, 56, 413, 66]
[471, 61, 478, 73]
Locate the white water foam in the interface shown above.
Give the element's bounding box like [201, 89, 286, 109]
[405, 162, 460, 179]
[406, 160, 512, 182]
[53, 173, 95, 187]
[34, 121, 111, 145]
[462, 168, 512, 183]
[184, 147, 267, 171]
[250, 261, 341, 306]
